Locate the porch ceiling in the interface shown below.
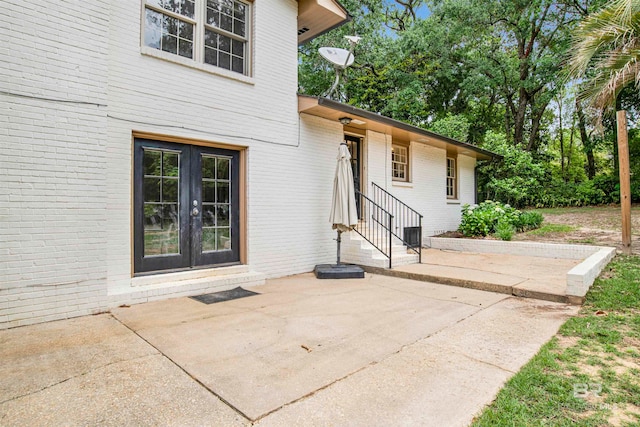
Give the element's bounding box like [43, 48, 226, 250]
[298, 95, 499, 161]
[298, 0, 349, 45]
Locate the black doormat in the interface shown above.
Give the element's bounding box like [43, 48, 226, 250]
[190, 287, 260, 305]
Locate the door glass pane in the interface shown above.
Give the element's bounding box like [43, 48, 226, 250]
[217, 227, 231, 251]
[163, 152, 179, 176]
[144, 150, 161, 175]
[203, 182, 215, 202]
[202, 154, 232, 253]
[217, 182, 229, 203]
[202, 228, 217, 252]
[144, 177, 161, 202]
[216, 205, 229, 226]
[217, 157, 229, 180]
[202, 156, 216, 179]
[162, 178, 178, 202]
[202, 205, 216, 227]
[143, 149, 181, 256]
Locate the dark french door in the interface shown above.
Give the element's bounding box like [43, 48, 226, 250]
[133, 139, 240, 274]
[344, 134, 362, 217]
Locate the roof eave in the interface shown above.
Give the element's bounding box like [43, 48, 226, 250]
[297, 0, 350, 45]
[298, 95, 501, 161]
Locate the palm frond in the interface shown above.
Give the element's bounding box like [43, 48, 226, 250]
[565, 0, 640, 123]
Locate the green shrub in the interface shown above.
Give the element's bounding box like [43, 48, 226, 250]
[476, 131, 546, 208]
[459, 201, 544, 238]
[516, 211, 543, 231]
[495, 219, 515, 241]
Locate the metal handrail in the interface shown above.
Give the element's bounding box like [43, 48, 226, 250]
[371, 182, 423, 263]
[353, 190, 394, 269]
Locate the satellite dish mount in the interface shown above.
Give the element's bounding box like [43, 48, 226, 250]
[319, 35, 361, 100]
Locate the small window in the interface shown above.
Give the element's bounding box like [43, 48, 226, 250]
[446, 157, 457, 199]
[143, 0, 251, 76]
[392, 144, 409, 182]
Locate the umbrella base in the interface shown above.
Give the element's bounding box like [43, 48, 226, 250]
[314, 264, 365, 279]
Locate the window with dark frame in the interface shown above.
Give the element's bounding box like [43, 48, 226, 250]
[143, 0, 250, 75]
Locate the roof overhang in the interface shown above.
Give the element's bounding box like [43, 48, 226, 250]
[298, 95, 500, 161]
[298, 0, 350, 45]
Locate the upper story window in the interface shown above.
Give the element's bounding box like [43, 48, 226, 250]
[143, 0, 251, 76]
[392, 144, 409, 182]
[446, 157, 457, 199]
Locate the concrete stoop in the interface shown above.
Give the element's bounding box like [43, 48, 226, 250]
[425, 238, 617, 302]
[108, 265, 266, 308]
[340, 230, 420, 269]
[366, 240, 617, 305]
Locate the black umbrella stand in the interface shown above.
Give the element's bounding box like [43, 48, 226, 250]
[314, 230, 365, 279]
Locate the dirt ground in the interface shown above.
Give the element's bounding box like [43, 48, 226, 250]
[514, 205, 640, 255]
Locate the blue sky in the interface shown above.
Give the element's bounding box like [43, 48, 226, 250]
[383, 0, 431, 18]
[415, 3, 431, 18]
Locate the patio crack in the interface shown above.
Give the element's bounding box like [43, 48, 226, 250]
[373, 281, 512, 307]
[0, 353, 157, 406]
[112, 315, 253, 423]
[458, 352, 516, 374]
[420, 262, 532, 283]
[252, 298, 507, 422]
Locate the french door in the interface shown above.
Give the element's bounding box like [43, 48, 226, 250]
[344, 134, 362, 218]
[133, 139, 240, 274]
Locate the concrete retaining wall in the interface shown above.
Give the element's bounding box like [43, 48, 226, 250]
[425, 237, 604, 260]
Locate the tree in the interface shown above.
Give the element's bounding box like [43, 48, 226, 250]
[428, 114, 470, 141]
[435, 0, 588, 150]
[477, 131, 546, 207]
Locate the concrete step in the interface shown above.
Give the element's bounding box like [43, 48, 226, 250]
[340, 230, 420, 269]
[108, 266, 266, 307]
[373, 251, 420, 268]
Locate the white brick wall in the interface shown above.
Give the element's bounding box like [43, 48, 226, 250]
[1, 0, 480, 329]
[1, 0, 109, 328]
[363, 137, 477, 237]
[104, 0, 335, 285]
[247, 114, 342, 277]
[1, 0, 325, 328]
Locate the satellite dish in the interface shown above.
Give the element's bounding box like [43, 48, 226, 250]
[319, 47, 354, 69]
[318, 35, 361, 100]
[344, 35, 362, 45]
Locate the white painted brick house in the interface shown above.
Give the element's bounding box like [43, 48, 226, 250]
[0, 0, 495, 329]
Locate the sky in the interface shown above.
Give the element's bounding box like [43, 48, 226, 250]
[383, 0, 431, 18]
[415, 3, 431, 18]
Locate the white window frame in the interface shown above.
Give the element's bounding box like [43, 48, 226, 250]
[141, 0, 253, 78]
[446, 156, 457, 199]
[392, 144, 409, 182]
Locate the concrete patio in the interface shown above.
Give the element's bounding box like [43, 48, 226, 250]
[1, 272, 579, 426]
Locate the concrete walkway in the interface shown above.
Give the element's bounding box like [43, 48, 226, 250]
[369, 248, 583, 304]
[0, 273, 578, 426]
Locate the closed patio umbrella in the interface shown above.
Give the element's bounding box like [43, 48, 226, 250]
[330, 143, 358, 235]
[315, 143, 364, 279]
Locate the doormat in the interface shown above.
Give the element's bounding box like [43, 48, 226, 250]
[190, 287, 260, 305]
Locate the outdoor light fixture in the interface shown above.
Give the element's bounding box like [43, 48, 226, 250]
[339, 117, 352, 125]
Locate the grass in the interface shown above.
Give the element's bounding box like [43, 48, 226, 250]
[527, 223, 578, 236]
[569, 238, 598, 245]
[471, 255, 640, 427]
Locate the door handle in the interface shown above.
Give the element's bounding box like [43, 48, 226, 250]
[192, 207, 199, 216]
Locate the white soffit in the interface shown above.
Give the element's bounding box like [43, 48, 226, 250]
[298, 0, 348, 44]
